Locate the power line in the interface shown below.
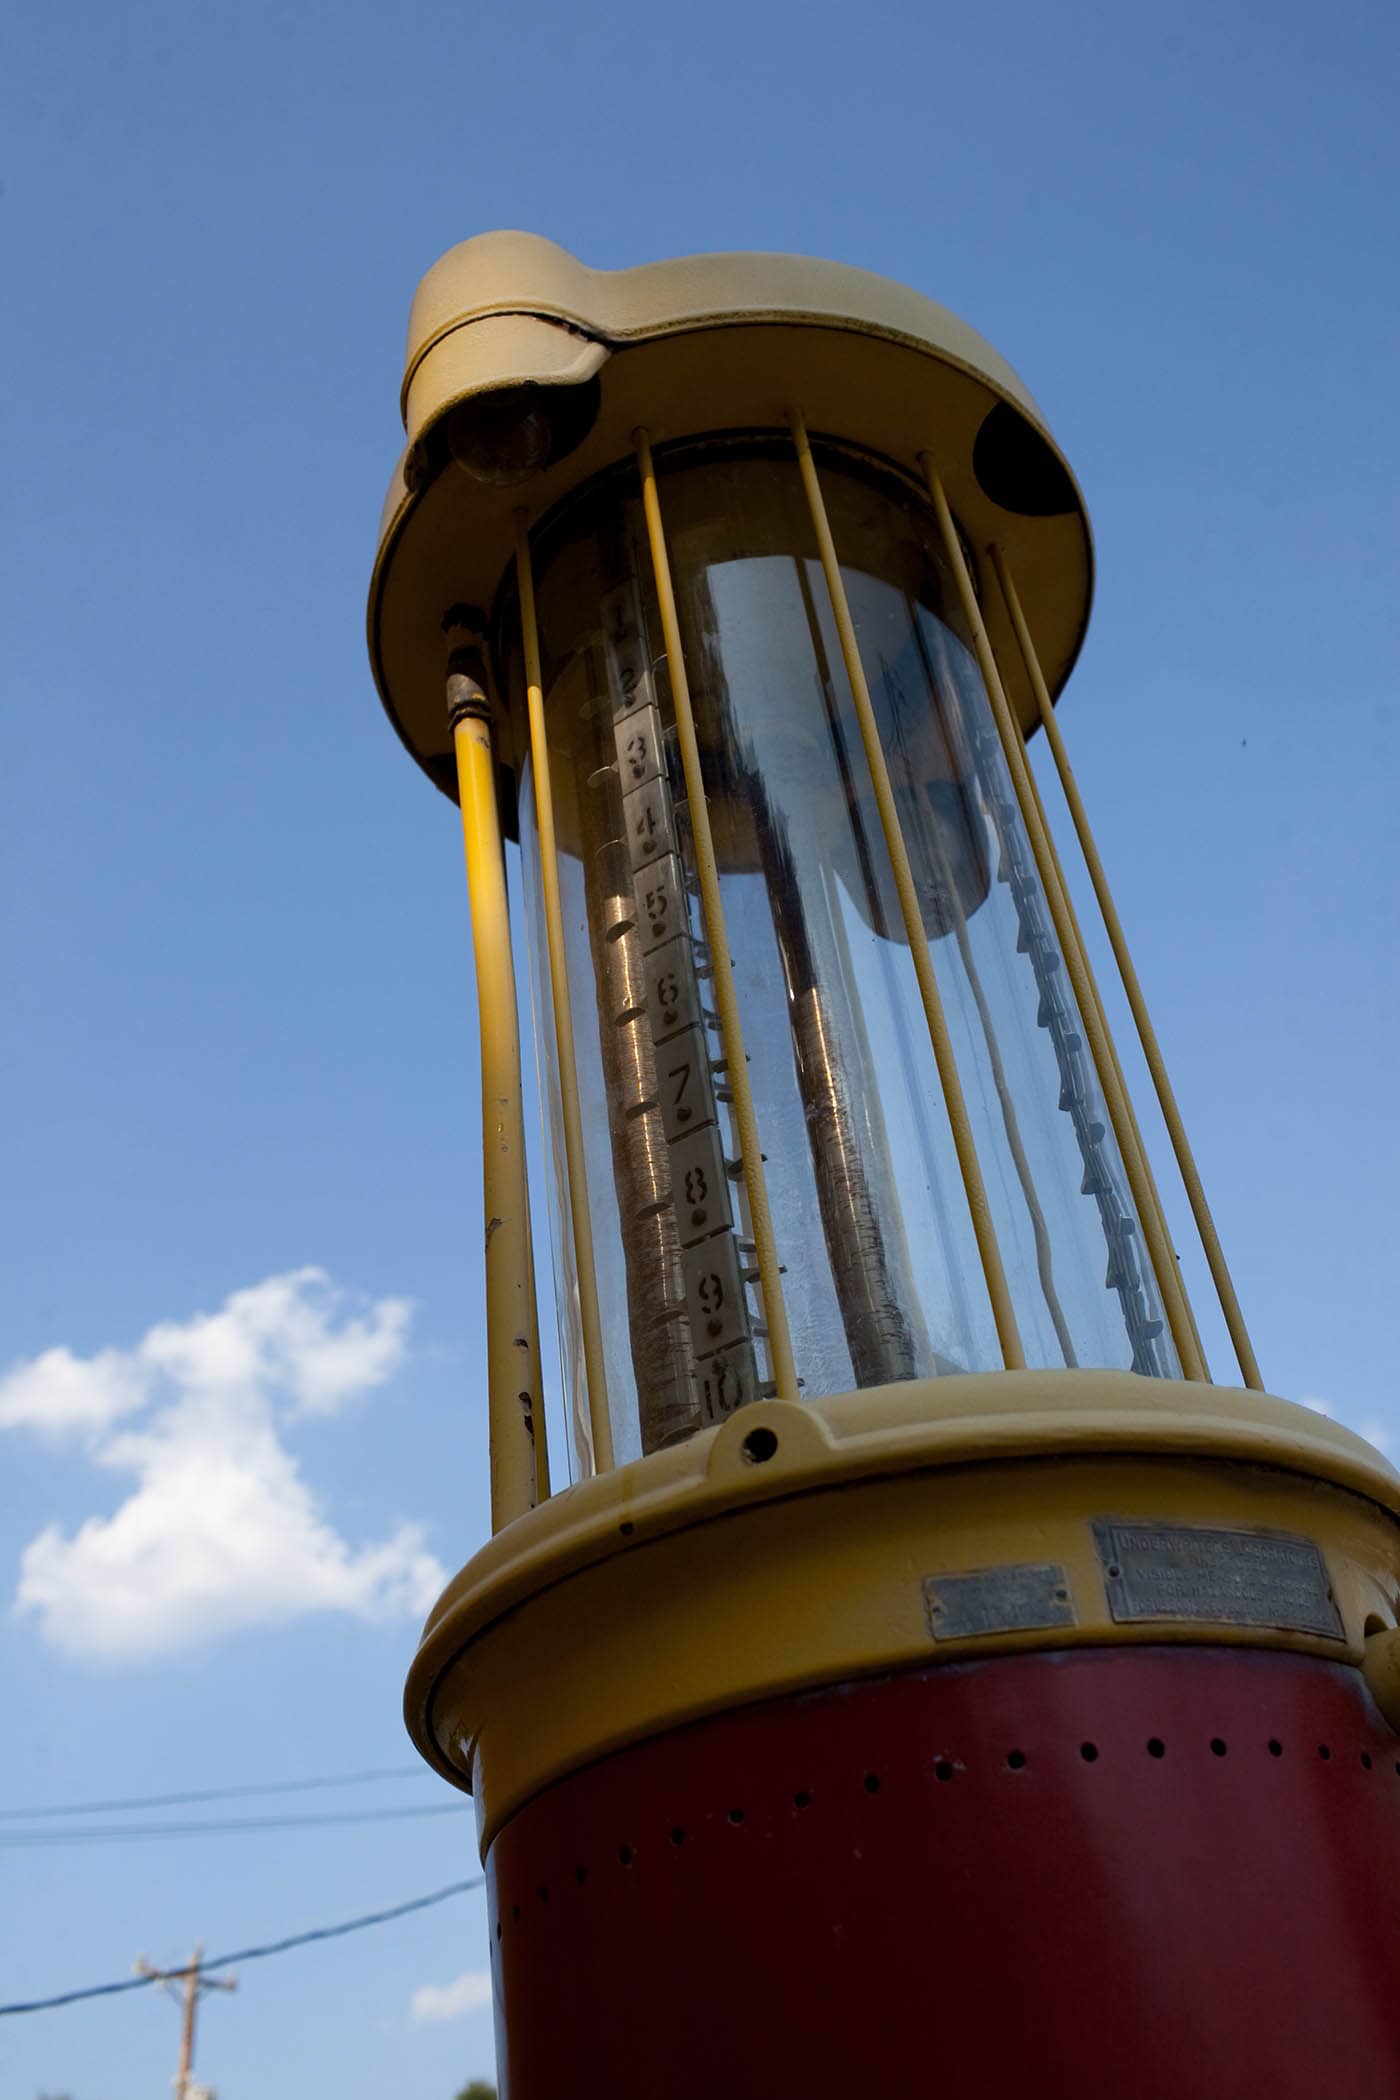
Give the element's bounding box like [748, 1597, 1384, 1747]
[0, 1802, 467, 1848]
[0, 1765, 428, 1823]
[0, 1875, 485, 2018]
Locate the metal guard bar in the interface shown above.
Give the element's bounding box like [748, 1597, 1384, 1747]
[448, 662, 550, 1525]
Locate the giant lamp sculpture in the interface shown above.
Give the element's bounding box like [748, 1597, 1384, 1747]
[368, 234, 1400, 2097]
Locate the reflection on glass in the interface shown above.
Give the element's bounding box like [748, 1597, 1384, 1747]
[508, 439, 1175, 1473]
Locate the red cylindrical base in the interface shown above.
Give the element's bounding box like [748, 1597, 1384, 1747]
[486, 1648, 1400, 2096]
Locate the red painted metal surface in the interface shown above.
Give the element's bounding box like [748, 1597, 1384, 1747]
[486, 1648, 1400, 2097]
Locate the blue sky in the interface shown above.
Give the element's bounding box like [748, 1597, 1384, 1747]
[3, 0, 1397, 2094]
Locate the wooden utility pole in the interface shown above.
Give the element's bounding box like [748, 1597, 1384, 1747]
[135, 1945, 236, 2100]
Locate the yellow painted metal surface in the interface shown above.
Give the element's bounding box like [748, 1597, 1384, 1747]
[450, 696, 549, 1523]
[450, 1461, 1397, 1849]
[449, 1464, 1396, 1852]
[369, 239, 1093, 803]
[991, 542, 1264, 1393]
[400, 232, 1043, 441]
[404, 1369, 1400, 1844]
[1362, 1625, 1400, 1730]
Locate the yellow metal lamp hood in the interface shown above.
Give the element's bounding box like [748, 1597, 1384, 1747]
[368, 231, 1092, 804]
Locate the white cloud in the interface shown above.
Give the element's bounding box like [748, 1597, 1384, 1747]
[136, 1268, 413, 1417]
[0, 1344, 148, 1439]
[0, 1270, 443, 1661]
[411, 1971, 493, 2024]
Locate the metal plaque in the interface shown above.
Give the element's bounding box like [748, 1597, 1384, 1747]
[924, 1563, 1077, 1642]
[1094, 1520, 1343, 1639]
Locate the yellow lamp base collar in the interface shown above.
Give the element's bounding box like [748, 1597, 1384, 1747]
[405, 1372, 1400, 1851]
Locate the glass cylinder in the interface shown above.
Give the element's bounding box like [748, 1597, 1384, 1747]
[507, 438, 1176, 1474]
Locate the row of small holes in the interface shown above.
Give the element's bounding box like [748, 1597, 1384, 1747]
[493, 1736, 1394, 1934]
[1070, 1737, 1392, 1770]
[496, 1779, 859, 1926]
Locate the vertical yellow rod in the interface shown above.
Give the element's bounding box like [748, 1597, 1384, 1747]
[515, 518, 617, 1470]
[791, 410, 1025, 1371]
[634, 429, 799, 1405]
[920, 456, 1207, 1382]
[448, 659, 550, 1525]
[991, 544, 1263, 1392]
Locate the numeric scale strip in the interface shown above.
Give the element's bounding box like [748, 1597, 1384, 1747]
[606, 578, 760, 1432]
[515, 515, 617, 1472]
[634, 429, 800, 1406]
[790, 408, 1026, 1373]
[919, 454, 1209, 1384]
[990, 543, 1262, 1394]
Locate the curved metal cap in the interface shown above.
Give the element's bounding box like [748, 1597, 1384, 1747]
[369, 232, 1094, 801]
